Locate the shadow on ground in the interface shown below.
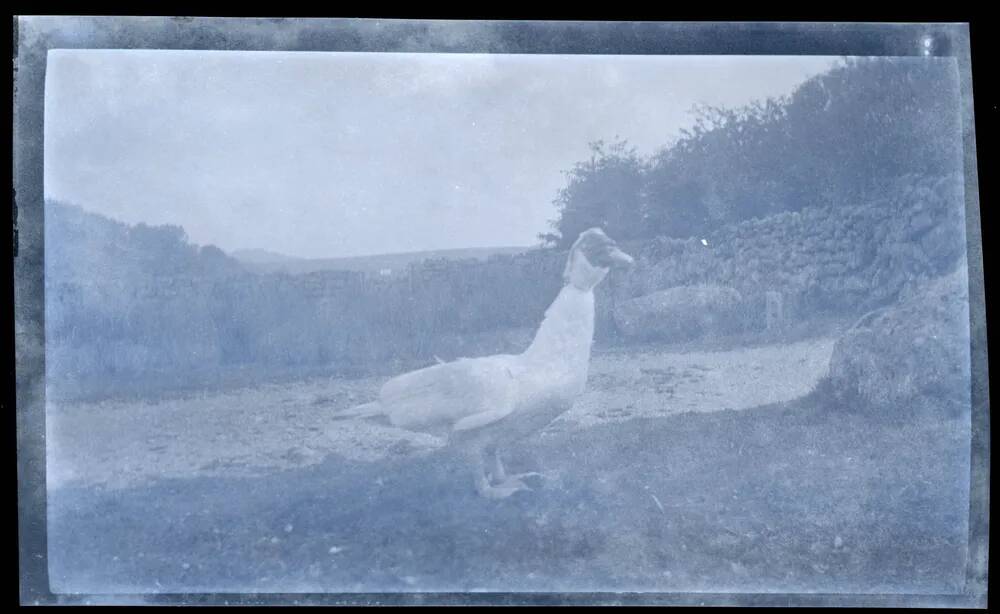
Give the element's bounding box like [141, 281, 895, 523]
[48, 392, 971, 595]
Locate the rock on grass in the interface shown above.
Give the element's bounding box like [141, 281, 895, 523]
[826, 263, 970, 416]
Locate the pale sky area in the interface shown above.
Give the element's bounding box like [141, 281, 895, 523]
[45, 50, 838, 259]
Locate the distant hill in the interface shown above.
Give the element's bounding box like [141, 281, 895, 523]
[230, 248, 303, 265]
[230, 246, 534, 275]
[46, 200, 247, 282]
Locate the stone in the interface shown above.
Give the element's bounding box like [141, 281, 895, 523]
[613, 285, 744, 342]
[826, 263, 970, 415]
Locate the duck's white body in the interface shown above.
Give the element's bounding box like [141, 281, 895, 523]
[338, 228, 632, 498]
[377, 285, 594, 438]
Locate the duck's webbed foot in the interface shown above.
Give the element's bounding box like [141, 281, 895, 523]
[475, 474, 532, 499]
[471, 447, 556, 498]
[505, 471, 549, 487]
[490, 448, 549, 489]
[470, 446, 532, 499]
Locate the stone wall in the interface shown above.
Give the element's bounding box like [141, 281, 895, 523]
[610, 173, 966, 337]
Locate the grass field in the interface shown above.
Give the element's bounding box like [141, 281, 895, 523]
[46, 334, 971, 595]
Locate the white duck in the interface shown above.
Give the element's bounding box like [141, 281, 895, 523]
[337, 228, 634, 498]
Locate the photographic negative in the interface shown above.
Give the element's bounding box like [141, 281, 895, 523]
[14, 17, 988, 606]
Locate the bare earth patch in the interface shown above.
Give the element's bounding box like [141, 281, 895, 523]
[46, 337, 836, 491]
[567, 337, 835, 427]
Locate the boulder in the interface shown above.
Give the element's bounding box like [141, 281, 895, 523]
[826, 263, 971, 415]
[613, 284, 744, 342]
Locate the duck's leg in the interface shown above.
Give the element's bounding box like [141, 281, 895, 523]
[492, 446, 507, 481]
[491, 447, 549, 490]
[471, 447, 529, 499]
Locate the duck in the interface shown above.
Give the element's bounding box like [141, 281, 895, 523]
[335, 228, 634, 498]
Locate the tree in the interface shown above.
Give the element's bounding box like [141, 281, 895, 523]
[541, 139, 646, 248]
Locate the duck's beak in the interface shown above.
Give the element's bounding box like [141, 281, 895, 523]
[608, 246, 634, 268]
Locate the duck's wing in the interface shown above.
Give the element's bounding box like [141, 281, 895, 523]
[379, 355, 519, 431]
[452, 406, 515, 432]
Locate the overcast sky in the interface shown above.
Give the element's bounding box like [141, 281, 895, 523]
[45, 50, 837, 259]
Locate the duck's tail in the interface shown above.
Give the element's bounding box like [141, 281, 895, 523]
[329, 400, 384, 421]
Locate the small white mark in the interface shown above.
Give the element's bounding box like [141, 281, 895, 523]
[329, 546, 345, 554]
[701, 238, 709, 246]
[650, 493, 665, 513]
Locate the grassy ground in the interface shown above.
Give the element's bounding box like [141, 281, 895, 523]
[47, 384, 971, 595]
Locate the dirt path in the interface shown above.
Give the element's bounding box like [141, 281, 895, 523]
[46, 337, 836, 491]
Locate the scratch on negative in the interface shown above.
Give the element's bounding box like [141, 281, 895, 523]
[650, 493, 665, 514]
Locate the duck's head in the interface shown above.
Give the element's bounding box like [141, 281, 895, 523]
[563, 227, 634, 290]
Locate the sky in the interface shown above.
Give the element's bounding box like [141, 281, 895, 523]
[45, 50, 838, 259]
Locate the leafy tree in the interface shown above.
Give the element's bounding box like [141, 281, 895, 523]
[541, 139, 646, 248]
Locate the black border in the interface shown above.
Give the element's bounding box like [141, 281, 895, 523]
[12, 17, 990, 607]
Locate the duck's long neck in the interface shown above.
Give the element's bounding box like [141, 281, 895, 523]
[522, 284, 596, 373]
